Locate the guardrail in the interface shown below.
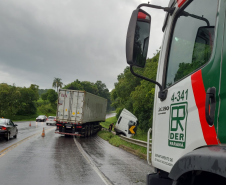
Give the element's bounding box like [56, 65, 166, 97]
[101, 127, 152, 148]
[101, 127, 152, 165]
[119, 135, 151, 148]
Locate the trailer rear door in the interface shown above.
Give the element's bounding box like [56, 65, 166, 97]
[70, 91, 84, 123]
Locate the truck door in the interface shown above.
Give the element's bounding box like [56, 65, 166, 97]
[217, 2, 226, 143]
[152, 0, 223, 172]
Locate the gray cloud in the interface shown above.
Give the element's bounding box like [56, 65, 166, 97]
[0, 0, 168, 90]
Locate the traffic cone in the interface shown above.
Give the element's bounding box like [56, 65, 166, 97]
[29, 122, 31, 127]
[42, 128, 45, 137]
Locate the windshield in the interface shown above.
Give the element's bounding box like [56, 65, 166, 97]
[165, 0, 218, 88]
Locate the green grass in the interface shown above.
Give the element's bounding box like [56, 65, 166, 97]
[132, 127, 149, 142]
[98, 116, 153, 159]
[12, 114, 39, 122]
[101, 116, 150, 142]
[12, 112, 56, 122]
[97, 130, 147, 155]
[100, 116, 117, 129]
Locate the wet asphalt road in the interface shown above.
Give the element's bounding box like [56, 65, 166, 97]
[0, 114, 153, 185]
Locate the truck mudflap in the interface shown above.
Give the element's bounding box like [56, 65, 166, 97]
[55, 131, 81, 136]
[146, 173, 173, 185]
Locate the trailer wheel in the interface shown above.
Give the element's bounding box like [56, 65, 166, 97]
[84, 125, 88, 137]
[90, 125, 93, 135]
[88, 125, 92, 137]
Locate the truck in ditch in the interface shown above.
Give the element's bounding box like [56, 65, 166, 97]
[114, 108, 138, 138]
[126, 0, 226, 184]
[55, 89, 107, 137]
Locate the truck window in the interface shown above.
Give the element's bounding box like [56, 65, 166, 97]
[165, 0, 218, 88]
[118, 117, 122, 124]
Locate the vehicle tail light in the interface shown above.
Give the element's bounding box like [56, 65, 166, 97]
[77, 126, 82, 128]
[54, 119, 56, 121]
[1, 127, 7, 130]
[57, 124, 62, 126]
[46, 118, 48, 121]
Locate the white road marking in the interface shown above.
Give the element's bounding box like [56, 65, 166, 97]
[73, 137, 113, 185]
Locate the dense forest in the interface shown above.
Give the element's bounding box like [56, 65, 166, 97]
[110, 51, 160, 132]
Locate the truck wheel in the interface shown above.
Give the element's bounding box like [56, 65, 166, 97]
[90, 125, 93, 135]
[87, 125, 91, 137]
[85, 125, 88, 137]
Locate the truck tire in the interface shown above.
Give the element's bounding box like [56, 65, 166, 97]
[85, 125, 88, 137]
[87, 125, 91, 137]
[90, 125, 93, 135]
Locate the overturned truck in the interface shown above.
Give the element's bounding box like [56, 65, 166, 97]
[55, 89, 107, 137]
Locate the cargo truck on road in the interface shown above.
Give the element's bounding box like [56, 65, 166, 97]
[55, 89, 107, 137]
[126, 0, 226, 184]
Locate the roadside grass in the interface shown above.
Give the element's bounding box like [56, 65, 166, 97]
[12, 114, 39, 122]
[97, 130, 147, 155]
[12, 112, 56, 122]
[100, 116, 150, 142]
[98, 116, 152, 159]
[132, 127, 149, 142]
[100, 116, 117, 129]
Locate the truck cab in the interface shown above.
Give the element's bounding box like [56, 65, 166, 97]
[114, 108, 138, 138]
[126, 0, 226, 184]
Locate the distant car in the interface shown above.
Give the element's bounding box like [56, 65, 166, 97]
[46, 116, 56, 126]
[0, 118, 18, 141]
[36, 115, 47, 122]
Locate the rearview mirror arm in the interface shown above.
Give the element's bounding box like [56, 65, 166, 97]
[130, 66, 167, 101]
[137, 4, 175, 15]
[180, 11, 210, 26]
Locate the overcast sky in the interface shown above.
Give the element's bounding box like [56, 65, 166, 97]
[0, 0, 168, 91]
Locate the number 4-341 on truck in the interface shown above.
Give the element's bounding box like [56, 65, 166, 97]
[126, 0, 226, 184]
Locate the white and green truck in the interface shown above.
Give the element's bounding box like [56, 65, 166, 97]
[126, 0, 226, 184]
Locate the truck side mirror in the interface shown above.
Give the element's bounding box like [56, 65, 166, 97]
[126, 8, 167, 101]
[126, 9, 151, 68]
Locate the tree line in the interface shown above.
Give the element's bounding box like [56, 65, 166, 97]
[0, 78, 112, 119]
[0, 83, 39, 118]
[110, 51, 160, 132]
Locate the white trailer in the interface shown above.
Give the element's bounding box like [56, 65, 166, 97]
[55, 89, 107, 137]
